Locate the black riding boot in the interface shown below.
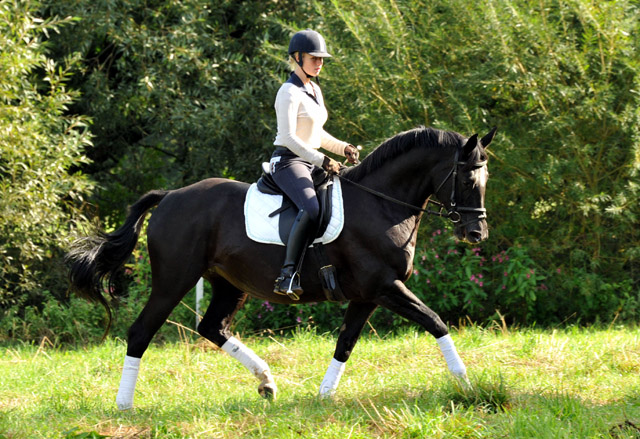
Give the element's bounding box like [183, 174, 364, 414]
[274, 210, 315, 297]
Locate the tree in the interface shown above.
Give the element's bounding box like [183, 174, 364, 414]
[41, 0, 315, 222]
[314, 0, 640, 321]
[0, 0, 93, 311]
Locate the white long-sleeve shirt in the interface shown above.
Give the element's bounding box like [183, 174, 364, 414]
[273, 74, 348, 167]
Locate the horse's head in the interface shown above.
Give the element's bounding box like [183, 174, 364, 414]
[435, 128, 496, 244]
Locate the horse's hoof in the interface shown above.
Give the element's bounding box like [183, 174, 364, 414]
[259, 383, 277, 400]
[116, 401, 133, 411]
[454, 373, 472, 391]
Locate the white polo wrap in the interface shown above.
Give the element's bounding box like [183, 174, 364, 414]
[222, 337, 270, 378]
[436, 334, 467, 377]
[319, 358, 346, 397]
[116, 355, 140, 410]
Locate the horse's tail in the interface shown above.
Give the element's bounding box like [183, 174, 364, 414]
[66, 190, 169, 336]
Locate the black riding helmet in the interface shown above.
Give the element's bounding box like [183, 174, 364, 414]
[288, 29, 331, 78]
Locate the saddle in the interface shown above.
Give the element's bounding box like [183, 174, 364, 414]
[251, 164, 346, 302]
[256, 166, 334, 244]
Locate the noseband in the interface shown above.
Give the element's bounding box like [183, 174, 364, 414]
[339, 148, 487, 226]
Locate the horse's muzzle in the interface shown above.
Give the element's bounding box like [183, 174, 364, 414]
[455, 219, 488, 244]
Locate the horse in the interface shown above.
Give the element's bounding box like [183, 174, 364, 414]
[66, 125, 496, 410]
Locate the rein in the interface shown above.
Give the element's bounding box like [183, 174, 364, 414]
[338, 149, 487, 225]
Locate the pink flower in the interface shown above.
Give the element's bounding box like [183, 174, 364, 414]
[479, 282, 484, 287]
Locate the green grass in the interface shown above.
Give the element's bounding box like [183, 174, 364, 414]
[1, 325, 639, 438]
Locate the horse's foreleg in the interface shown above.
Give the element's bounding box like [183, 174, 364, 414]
[319, 301, 377, 397]
[197, 278, 277, 399]
[375, 280, 468, 383]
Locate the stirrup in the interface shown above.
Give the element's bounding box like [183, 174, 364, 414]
[274, 271, 302, 301]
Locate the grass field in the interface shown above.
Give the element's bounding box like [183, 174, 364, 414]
[1, 324, 639, 438]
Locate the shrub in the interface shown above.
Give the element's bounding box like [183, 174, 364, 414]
[0, 1, 93, 314]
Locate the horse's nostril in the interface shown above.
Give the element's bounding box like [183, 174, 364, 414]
[468, 230, 483, 242]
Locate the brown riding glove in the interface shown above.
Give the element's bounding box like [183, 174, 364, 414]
[344, 144, 360, 164]
[322, 156, 342, 175]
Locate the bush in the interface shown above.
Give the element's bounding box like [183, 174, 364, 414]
[0, 1, 93, 314]
[407, 226, 547, 325]
[3, 0, 639, 342]
[315, 0, 640, 324]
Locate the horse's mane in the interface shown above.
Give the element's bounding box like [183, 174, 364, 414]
[341, 126, 465, 182]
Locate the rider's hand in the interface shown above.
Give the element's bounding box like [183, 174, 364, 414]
[344, 144, 360, 164]
[322, 156, 342, 175]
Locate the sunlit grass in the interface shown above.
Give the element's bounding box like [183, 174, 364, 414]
[1, 325, 638, 438]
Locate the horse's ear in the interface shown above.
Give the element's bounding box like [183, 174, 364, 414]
[481, 127, 497, 149]
[462, 134, 478, 158]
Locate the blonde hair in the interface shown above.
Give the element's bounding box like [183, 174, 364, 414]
[288, 52, 300, 71]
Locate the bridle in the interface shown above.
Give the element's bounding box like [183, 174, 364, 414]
[428, 148, 488, 227]
[338, 148, 488, 226]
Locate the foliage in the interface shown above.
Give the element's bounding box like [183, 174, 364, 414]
[40, 0, 315, 222]
[406, 227, 546, 325]
[312, 0, 640, 324]
[2, 0, 639, 336]
[0, 1, 93, 313]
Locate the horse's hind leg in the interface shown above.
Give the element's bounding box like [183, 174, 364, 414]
[319, 301, 377, 397]
[197, 277, 277, 399]
[116, 258, 203, 410]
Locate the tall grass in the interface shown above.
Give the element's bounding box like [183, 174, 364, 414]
[1, 325, 638, 438]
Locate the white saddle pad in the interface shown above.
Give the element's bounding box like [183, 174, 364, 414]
[244, 176, 344, 246]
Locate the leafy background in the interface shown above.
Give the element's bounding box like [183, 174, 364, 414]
[1, 0, 638, 343]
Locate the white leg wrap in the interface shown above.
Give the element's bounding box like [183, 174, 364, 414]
[116, 355, 140, 410]
[222, 336, 270, 377]
[222, 337, 277, 398]
[319, 358, 346, 398]
[437, 334, 467, 377]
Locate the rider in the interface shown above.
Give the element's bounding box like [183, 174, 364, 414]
[271, 29, 359, 296]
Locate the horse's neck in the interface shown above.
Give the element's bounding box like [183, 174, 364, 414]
[361, 145, 449, 212]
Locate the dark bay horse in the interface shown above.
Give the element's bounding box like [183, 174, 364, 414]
[67, 126, 496, 410]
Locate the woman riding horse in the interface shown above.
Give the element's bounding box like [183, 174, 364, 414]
[270, 29, 359, 296]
